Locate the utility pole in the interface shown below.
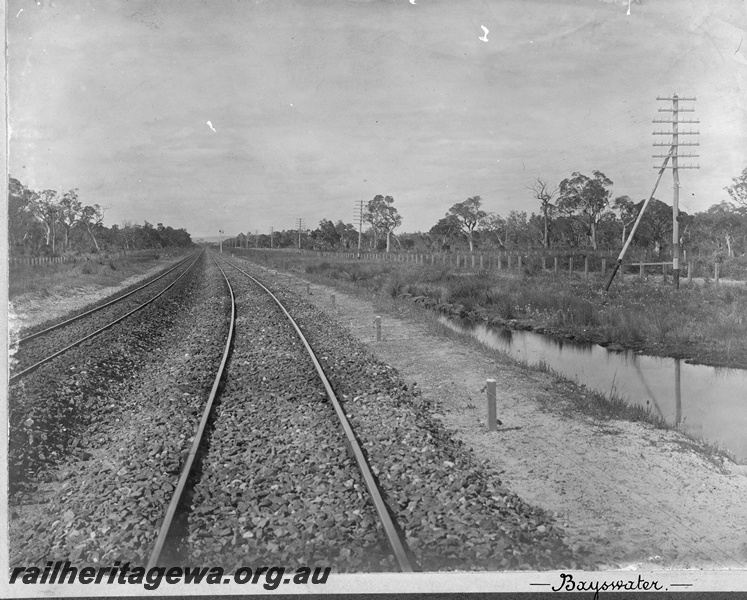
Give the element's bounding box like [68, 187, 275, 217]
[255, 229, 259, 248]
[604, 95, 699, 291]
[653, 94, 699, 288]
[355, 199, 365, 258]
[270, 226, 274, 249]
[296, 218, 305, 253]
[218, 229, 224, 253]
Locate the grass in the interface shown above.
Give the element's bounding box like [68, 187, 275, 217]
[8, 250, 180, 299]
[238, 248, 747, 369]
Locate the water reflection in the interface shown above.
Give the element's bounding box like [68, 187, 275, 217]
[440, 316, 747, 461]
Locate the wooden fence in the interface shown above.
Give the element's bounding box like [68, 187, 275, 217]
[237, 247, 740, 283]
[9, 249, 154, 267]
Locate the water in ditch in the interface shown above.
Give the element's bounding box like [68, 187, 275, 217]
[439, 316, 747, 462]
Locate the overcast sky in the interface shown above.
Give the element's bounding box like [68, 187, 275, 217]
[8, 0, 747, 238]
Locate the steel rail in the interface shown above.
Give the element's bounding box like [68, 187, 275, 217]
[9, 251, 204, 386]
[18, 252, 197, 344]
[146, 255, 236, 570]
[220, 255, 415, 573]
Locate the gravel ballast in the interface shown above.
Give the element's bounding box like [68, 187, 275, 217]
[10, 251, 588, 573]
[214, 256, 585, 571]
[10, 254, 232, 566]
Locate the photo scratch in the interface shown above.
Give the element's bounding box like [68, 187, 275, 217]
[737, 38, 743, 54]
[479, 25, 489, 43]
[206, 121, 216, 133]
[16, 8, 23, 17]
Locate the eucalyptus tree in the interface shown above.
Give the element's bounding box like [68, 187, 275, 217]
[725, 166, 747, 207]
[556, 171, 614, 250]
[365, 195, 401, 253]
[446, 196, 487, 252]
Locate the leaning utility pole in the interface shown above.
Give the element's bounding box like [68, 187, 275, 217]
[355, 199, 365, 258]
[653, 94, 699, 288]
[296, 218, 305, 253]
[604, 95, 699, 291]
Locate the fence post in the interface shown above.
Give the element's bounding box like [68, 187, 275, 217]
[662, 263, 667, 282]
[542, 256, 546, 271]
[715, 262, 720, 285]
[554, 256, 558, 274]
[517, 255, 522, 271]
[584, 256, 589, 278]
[640, 264, 645, 280]
[480, 255, 484, 269]
[507, 255, 512, 270]
[471, 254, 475, 269]
[497, 255, 502, 270]
[687, 261, 693, 284]
[569, 257, 573, 276]
[601, 258, 606, 275]
[486, 379, 497, 432]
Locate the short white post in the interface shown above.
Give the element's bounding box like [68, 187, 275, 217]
[375, 316, 382, 341]
[486, 379, 497, 432]
[307, 283, 311, 295]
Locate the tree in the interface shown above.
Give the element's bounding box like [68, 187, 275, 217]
[365, 195, 402, 253]
[79, 204, 104, 251]
[314, 219, 339, 249]
[725, 167, 747, 206]
[429, 215, 462, 250]
[478, 213, 506, 249]
[637, 198, 672, 257]
[446, 196, 486, 252]
[57, 189, 82, 251]
[334, 220, 357, 249]
[556, 170, 613, 250]
[526, 178, 557, 248]
[612, 195, 638, 245]
[30, 189, 60, 252]
[8, 178, 41, 252]
[693, 202, 745, 257]
[503, 210, 532, 248]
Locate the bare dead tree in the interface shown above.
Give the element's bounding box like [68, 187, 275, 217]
[526, 178, 557, 248]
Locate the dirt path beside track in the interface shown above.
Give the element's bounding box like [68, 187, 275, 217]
[288, 272, 747, 572]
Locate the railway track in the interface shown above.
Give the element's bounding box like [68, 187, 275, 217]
[147, 253, 414, 571]
[10, 251, 201, 384]
[10, 249, 577, 572]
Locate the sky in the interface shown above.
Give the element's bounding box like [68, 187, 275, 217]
[7, 0, 747, 238]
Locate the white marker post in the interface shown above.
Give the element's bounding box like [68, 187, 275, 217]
[486, 379, 497, 431]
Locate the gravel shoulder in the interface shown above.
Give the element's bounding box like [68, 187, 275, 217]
[264, 265, 747, 572]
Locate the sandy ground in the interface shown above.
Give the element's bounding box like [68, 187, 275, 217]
[7, 254, 186, 341]
[9, 258, 747, 574]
